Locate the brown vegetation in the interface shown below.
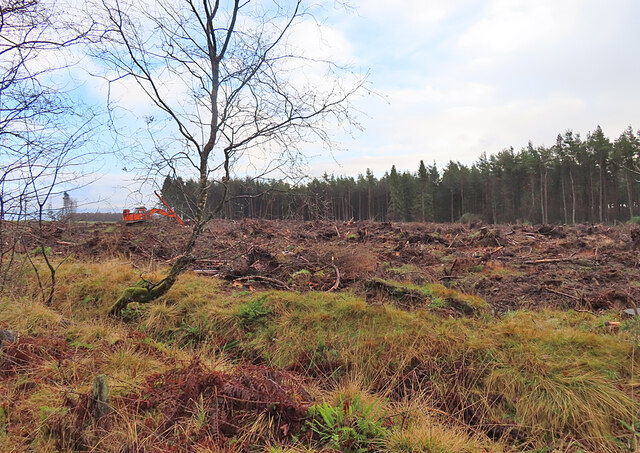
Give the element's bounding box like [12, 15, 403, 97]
[0, 219, 639, 452]
[14, 219, 640, 314]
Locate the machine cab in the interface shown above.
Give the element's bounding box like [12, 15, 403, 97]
[122, 206, 148, 223]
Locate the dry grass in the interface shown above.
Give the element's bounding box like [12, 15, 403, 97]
[0, 258, 638, 452]
[383, 415, 496, 453]
[0, 297, 63, 334]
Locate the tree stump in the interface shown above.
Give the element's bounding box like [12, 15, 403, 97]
[92, 374, 110, 421]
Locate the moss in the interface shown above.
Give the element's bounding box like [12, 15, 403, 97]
[423, 283, 490, 314]
[291, 269, 312, 277]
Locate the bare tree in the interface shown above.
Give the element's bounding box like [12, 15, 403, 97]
[91, 0, 364, 316]
[0, 0, 97, 293]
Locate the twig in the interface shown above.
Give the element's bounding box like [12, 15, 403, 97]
[444, 258, 457, 277]
[542, 287, 581, 300]
[328, 261, 340, 292]
[477, 246, 505, 262]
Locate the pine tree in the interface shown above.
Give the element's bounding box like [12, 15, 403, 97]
[613, 127, 639, 219]
[418, 160, 431, 221]
[388, 165, 402, 221]
[587, 126, 612, 223]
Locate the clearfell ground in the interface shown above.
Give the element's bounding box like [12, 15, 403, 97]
[1, 220, 639, 452]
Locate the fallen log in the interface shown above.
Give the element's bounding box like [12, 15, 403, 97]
[525, 258, 578, 264]
[193, 270, 221, 275]
[233, 275, 291, 290]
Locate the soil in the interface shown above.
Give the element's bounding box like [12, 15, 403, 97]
[21, 219, 640, 314]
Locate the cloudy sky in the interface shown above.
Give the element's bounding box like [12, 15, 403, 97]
[76, 0, 640, 209]
[309, 0, 640, 174]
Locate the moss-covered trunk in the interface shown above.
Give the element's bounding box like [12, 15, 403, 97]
[108, 188, 215, 317]
[108, 254, 190, 317]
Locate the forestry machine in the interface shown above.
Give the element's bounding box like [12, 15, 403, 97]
[122, 191, 185, 226]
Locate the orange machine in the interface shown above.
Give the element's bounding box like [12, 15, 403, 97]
[122, 191, 185, 225]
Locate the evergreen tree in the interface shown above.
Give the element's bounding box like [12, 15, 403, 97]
[418, 160, 432, 221]
[61, 192, 76, 219]
[613, 127, 639, 219]
[388, 165, 402, 221]
[587, 126, 612, 223]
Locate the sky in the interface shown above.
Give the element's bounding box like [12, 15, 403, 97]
[70, 0, 640, 210]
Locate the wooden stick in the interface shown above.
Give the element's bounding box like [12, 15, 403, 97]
[234, 275, 290, 290]
[525, 258, 577, 264]
[328, 262, 340, 292]
[543, 287, 580, 300]
[193, 270, 220, 275]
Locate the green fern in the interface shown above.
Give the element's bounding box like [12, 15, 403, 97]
[305, 394, 388, 453]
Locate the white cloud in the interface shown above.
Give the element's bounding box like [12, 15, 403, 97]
[309, 0, 640, 176]
[358, 0, 476, 26]
[289, 20, 355, 65]
[457, 1, 561, 56]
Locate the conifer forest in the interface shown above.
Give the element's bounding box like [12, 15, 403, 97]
[161, 126, 640, 225]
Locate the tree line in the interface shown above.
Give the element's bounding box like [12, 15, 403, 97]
[160, 125, 640, 224]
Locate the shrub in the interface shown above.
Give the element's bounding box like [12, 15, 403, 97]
[237, 297, 272, 328]
[305, 393, 388, 453]
[29, 246, 52, 256]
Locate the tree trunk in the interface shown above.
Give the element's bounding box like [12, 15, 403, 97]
[589, 168, 595, 224]
[530, 174, 536, 221]
[540, 166, 547, 224]
[450, 189, 454, 223]
[599, 163, 604, 223]
[460, 179, 464, 218]
[569, 167, 576, 224]
[627, 168, 635, 219]
[561, 173, 568, 224]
